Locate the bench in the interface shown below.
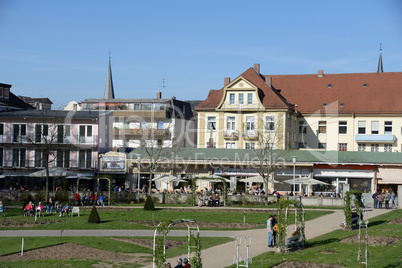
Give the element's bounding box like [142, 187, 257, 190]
[71, 207, 80, 217]
[286, 234, 301, 249]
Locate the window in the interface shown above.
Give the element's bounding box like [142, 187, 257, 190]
[358, 121, 366, 134]
[3, 88, 9, 99]
[56, 149, 70, 168]
[299, 121, 307, 134]
[328, 84, 332, 88]
[134, 103, 140, 110]
[140, 122, 147, 129]
[299, 142, 306, 149]
[0, 148, 3, 167]
[384, 144, 392, 152]
[226, 142, 235, 149]
[318, 121, 327, 134]
[79, 125, 92, 143]
[141, 103, 152, 110]
[0, 87, 2, 98]
[358, 144, 366, 151]
[79, 149, 92, 169]
[238, 93, 244, 105]
[371, 144, 379, 152]
[226, 117, 235, 131]
[158, 121, 164, 129]
[13, 124, 27, 142]
[247, 93, 253, 105]
[35, 124, 49, 143]
[34, 150, 47, 168]
[338, 143, 347, 151]
[266, 117, 275, 131]
[384, 121, 392, 134]
[229, 93, 235, 104]
[363, 83, 368, 87]
[318, 143, 326, 149]
[245, 143, 255, 149]
[371, 121, 379, 134]
[207, 117, 216, 131]
[157, 139, 163, 147]
[338, 121, 347, 134]
[0, 123, 3, 135]
[12, 148, 26, 167]
[340, 103, 344, 107]
[245, 117, 255, 131]
[57, 125, 71, 143]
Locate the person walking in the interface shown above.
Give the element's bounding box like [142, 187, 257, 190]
[391, 192, 396, 208]
[372, 191, 378, 209]
[376, 192, 384, 209]
[267, 215, 274, 247]
[384, 191, 391, 209]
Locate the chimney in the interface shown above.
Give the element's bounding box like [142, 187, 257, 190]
[157, 91, 162, 99]
[254, 63, 260, 74]
[265, 76, 272, 86]
[224, 77, 231, 86]
[172, 96, 176, 100]
[317, 70, 324, 77]
[73, 103, 77, 111]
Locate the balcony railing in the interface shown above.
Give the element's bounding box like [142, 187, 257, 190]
[223, 130, 239, 140]
[242, 130, 259, 140]
[113, 128, 169, 137]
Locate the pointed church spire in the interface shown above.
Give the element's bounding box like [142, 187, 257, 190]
[377, 43, 383, 73]
[104, 53, 115, 99]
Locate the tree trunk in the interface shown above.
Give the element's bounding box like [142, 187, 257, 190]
[45, 167, 50, 201]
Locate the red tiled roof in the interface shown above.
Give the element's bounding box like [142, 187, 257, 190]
[270, 72, 402, 114]
[195, 68, 292, 111]
[195, 67, 402, 115]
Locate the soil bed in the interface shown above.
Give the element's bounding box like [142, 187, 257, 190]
[128, 220, 260, 228]
[388, 218, 402, 224]
[0, 242, 150, 265]
[272, 261, 345, 267]
[340, 235, 400, 245]
[110, 237, 185, 249]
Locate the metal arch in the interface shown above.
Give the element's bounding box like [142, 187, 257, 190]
[153, 219, 200, 268]
[283, 202, 305, 252]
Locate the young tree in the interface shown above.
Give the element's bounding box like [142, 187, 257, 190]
[249, 112, 294, 194]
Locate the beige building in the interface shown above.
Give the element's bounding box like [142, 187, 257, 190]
[195, 61, 402, 153]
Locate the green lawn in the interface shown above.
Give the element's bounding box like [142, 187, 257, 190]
[226, 209, 402, 267]
[0, 207, 332, 230]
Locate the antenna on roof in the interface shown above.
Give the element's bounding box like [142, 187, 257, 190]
[159, 78, 167, 91]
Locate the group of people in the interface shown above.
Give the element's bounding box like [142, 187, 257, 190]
[267, 214, 278, 248]
[165, 257, 191, 268]
[197, 192, 220, 207]
[73, 192, 105, 206]
[44, 198, 72, 216]
[372, 190, 397, 209]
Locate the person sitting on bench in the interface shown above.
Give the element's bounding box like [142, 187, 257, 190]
[60, 203, 71, 217]
[213, 193, 220, 207]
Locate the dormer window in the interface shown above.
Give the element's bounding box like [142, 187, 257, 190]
[340, 103, 344, 107]
[4, 88, 9, 99]
[328, 84, 332, 88]
[323, 103, 327, 107]
[363, 83, 368, 87]
[0, 87, 3, 98]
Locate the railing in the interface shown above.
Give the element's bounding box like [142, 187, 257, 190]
[113, 128, 169, 137]
[223, 130, 239, 140]
[242, 130, 259, 140]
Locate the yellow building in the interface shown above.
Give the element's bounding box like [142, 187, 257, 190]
[196, 63, 402, 152]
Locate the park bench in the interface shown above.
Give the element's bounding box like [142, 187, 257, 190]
[286, 234, 301, 249]
[71, 206, 80, 217]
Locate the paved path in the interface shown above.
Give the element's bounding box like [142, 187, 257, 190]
[0, 207, 392, 268]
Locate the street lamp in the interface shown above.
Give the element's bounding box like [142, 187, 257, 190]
[137, 155, 141, 202]
[292, 156, 297, 197]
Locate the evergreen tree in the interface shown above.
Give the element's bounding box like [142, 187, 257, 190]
[88, 205, 101, 223]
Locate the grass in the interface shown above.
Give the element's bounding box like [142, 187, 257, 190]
[226, 209, 402, 267]
[0, 207, 332, 230]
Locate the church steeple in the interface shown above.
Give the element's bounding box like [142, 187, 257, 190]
[104, 53, 115, 99]
[377, 43, 383, 73]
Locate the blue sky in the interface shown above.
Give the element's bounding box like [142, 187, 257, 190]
[1, 0, 401, 109]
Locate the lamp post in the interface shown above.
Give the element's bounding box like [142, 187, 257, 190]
[137, 155, 141, 202]
[292, 156, 297, 197]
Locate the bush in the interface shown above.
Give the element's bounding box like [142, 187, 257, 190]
[88, 206, 101, 223]
[144, 195, 155, 211]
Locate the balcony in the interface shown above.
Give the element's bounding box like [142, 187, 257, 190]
[223, 130, 239, 140]
[242, 130, 259, 140]
[355, 135, 396, 144]
[113, 128, 169, 137]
